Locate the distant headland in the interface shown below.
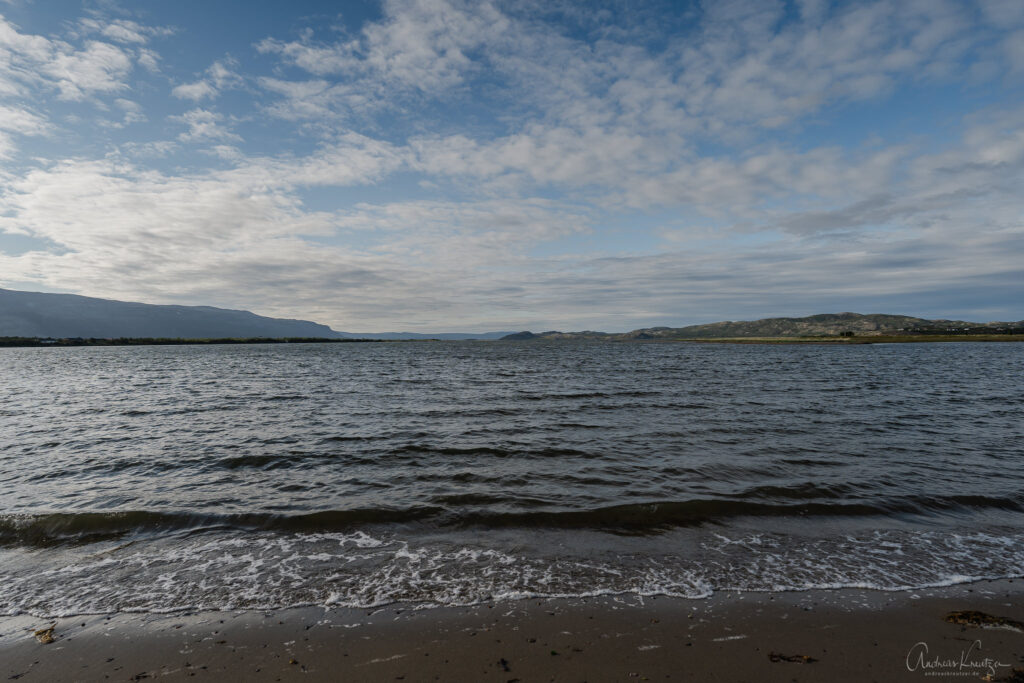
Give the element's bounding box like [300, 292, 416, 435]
[500, 313, 1024, 343]
[0, 288, 511, 341]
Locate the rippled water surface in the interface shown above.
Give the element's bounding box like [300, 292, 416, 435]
[1, 341, 1022, 615]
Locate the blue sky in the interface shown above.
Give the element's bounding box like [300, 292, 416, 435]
[0, 0, 1022, 332]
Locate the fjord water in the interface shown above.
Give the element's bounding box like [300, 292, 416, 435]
[1, 341, 1022, 616]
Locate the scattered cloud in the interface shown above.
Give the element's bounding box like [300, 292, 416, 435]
[0, 103, 50, 135]
[1, 2, 1022, 328]
[171, 79, 217, 101]
[172, 108, 241, 143]
[78, 17, 175, 45]
[136, 47, 160, 73]
[257, 0, 509, 91]
[0, 15, 134, 101]
[114, 140, 178, 159]
[172, 58, 242, 100]
[44, 40, 132, 100]
[99, 97, 146, 128]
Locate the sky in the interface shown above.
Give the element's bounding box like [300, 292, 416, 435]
[0, 0, 1022, 332]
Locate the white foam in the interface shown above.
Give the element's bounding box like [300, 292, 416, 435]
[2, 528, 1023, 617]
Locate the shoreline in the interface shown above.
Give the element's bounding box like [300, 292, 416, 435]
[4, 581, 1023, 681]
[680, 334, 1024, 344]
[2, 333, 1023, 348]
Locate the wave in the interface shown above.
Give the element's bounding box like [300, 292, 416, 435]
[0, 508, 442, 547]
[391, 444, 596, 459]
[5, 491, 1023, 547]
[454, 495, 1024, 533]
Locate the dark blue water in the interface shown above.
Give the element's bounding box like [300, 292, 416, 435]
[1, 341, 1022, 616]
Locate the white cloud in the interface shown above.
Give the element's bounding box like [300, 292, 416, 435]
[0, 14, 52, 63]
[78, 18, 176, 45]
[0, 158, 360, 313]
[0, 138, 591, 328]
[172, 80, 217, 101]
[358, 0, 507, 90]
[332, 197, 591, 266]
[257, 0, 974, 135]
[0, 101, 50, 159]
[257, 0, 510, 106]
[136, 47, 160, 73]
[172, 108, 241, 143]
[44, 40, 132, 100]
[0, 103, 50, 135]
[102, 97, 146, 127]
[257, 77, 342, 120]
[0, 158, 531, 327]
[0, 16, 134, 101]
[115, 140, 178, 159]
[0, 130, 14, 159]
[252, 0, 981, 199]
[172, 58, 242, 100]
[256, 33, 354, 76]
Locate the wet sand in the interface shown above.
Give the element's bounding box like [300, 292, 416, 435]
[3, 581, 1023, 682]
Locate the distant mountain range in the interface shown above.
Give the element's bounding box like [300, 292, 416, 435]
[501, 313, 1024, 340]
[0, 288, 512, 340]
[3, 289, 1019, 342]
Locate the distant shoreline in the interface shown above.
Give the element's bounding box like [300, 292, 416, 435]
[2, 333, 1023, 348]
[665, 333, 1024, 344]
[0, 336, 419, 348]
[505, 333, 1024, 344]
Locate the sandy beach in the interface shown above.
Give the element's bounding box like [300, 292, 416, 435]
[3, 580, 1023, 682]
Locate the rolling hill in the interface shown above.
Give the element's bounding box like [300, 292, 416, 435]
[501, 313, 1024, 340]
